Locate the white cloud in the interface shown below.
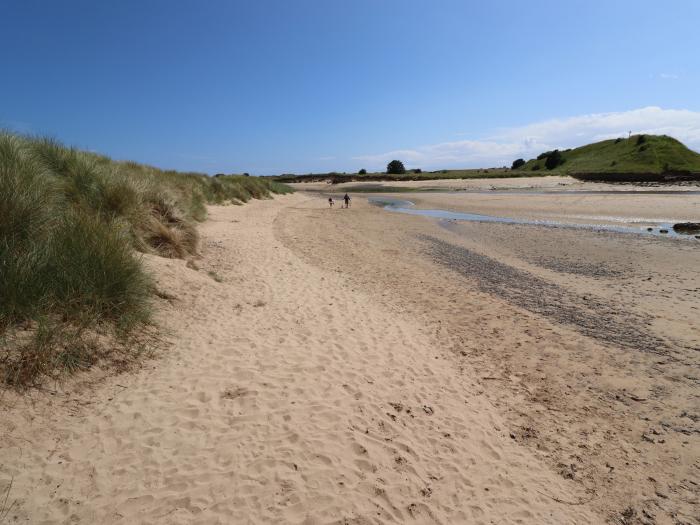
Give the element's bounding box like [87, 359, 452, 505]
[354, 107, 700, 169]
[659, 73, 679, 80]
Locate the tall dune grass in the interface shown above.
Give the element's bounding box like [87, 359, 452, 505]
[0, 132, 291, 386]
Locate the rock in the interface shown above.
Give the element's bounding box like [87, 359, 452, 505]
[673, 222, 700, 234]
[659, 229, 668, 234]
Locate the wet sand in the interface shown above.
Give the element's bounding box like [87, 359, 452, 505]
[1, 180, 698, 524]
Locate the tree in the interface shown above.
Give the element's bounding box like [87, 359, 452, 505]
[386, 160, 406, 174]
[544, 150, 562, 170]
[358, 168, 367, 175]
[511, 158, 525, 170]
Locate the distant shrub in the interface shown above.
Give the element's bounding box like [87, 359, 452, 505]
[537, 151, 551, 160]
[615, 138, 623, 144]
[386, 160, 406, 174]
[511, 158, 525, 169]
[544, 150, 563, 170]
[358, 168, 367, 175]
[243, 172, 250, 176]
[413, 168, 422, 174]
[636, 135, 646, 145]
[531, 164, 541, 171]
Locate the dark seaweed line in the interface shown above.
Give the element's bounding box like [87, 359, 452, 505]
[420, 235, 670, 355]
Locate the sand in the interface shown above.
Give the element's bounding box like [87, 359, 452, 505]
[287, 175, 581, 193]
[289, 175, 700, 194]
[1, 180, 698, 524]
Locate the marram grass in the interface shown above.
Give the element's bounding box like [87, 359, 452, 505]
[0, 131, 292, 386]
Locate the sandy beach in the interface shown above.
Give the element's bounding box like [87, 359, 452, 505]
[1, 178, 698, 524]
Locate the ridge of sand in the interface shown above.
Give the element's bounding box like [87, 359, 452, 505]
[0, 194, 599, 524]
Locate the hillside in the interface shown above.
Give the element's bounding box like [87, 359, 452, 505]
[515, 134, 700, 181]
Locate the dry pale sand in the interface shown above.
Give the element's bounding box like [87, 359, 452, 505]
[276, 188, 699, 524]
[1, 185, 698, 524]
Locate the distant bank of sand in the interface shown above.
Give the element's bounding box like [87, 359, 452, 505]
[2, 184, 697, 523]
[289, 174, 580, 192]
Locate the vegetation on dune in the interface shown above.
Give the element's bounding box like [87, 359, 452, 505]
[513, 135, 700, 180]
[0, 131, 292, 386]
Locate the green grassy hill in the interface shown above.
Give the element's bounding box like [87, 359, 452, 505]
[515, 135, 700, 181]
[276, 135, 700, 184]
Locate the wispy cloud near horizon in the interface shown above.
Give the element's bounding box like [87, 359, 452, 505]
[354, 107, 700, 169]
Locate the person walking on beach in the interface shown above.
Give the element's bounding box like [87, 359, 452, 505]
[343, 193, 351, 208]
[328, 197, 334, 207]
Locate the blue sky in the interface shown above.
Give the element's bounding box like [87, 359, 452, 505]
[1, 0, 699, 174]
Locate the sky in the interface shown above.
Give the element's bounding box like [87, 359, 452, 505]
[1, 0, 699, 174]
